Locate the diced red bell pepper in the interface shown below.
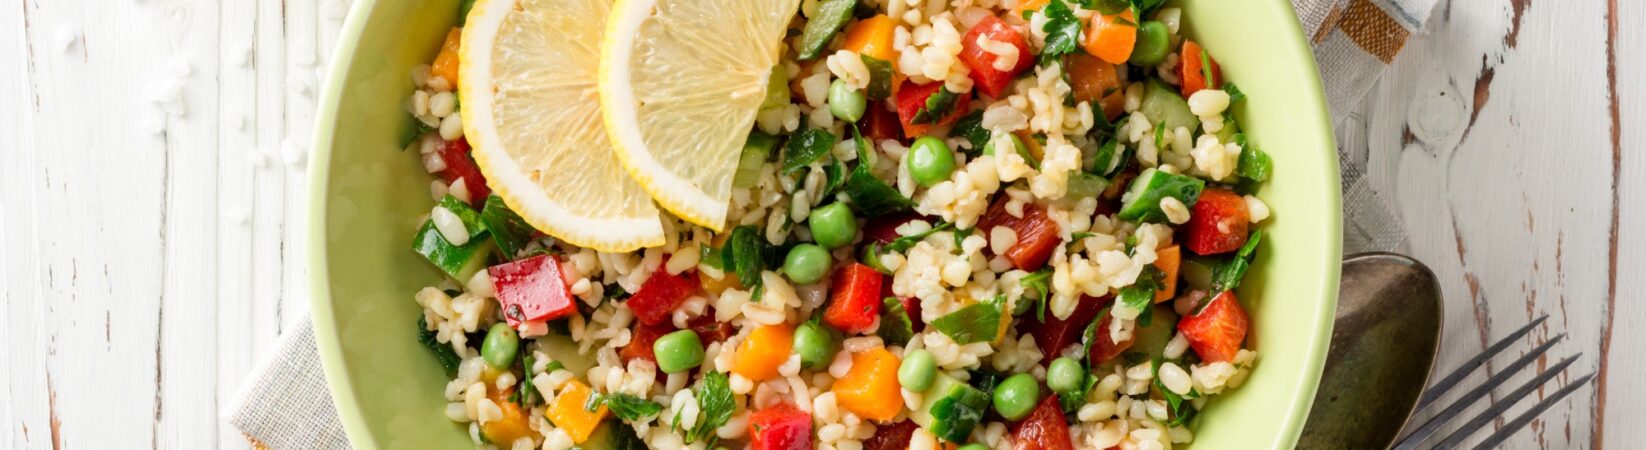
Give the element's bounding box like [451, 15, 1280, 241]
[824, 263, 885, 334]
[958, 15, 1033, 98]
[899, 297, 925, 333]
[1087, 309, 1134, 365]
[626, 264, 698, 326]
[1178, 290, 1249, 363]
[619, 321, 670, 365]
[1023, 295, 1107, 365]
[861, 103, 905, 144]
[749, 403, 814, 450]
[489, 254, 578, 328]
[895, 81, 971, 138]
[1010, 395, 1075, 450]
[863, 420, 919, 450]
[436, 139, 491, 204]
[976, 197, 1061, 271]
[1180, 188, 1250, 255]
[685, 310, 734, 343]
[1178, 40, 1223, 98]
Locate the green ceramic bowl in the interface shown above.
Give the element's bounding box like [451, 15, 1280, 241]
[308, 0, 1341, 447]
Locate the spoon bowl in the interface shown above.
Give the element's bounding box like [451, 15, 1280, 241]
[1296, 253, 1444, 449]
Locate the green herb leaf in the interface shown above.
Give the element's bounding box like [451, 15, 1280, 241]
[930, 295, 1005, 344]
[1201, 48, 1216, 90]
[823, 156, 848, 197]
[1223, 82, 1244, 105]
[1039, 0, 1083, 65]
[878, 297, 916, 346]
[416, 316, 462, 376]
[480, 195, 536, 259]
[911, 88, 959, 125]
[1211, 229, 1263, 292]
[1091, 0, 1129, 14]
[862, 55, 895, 100]
[951, 110, 991, 154]
[1019, 267, 1054, 322]
[781, 127, 837, 176]
[726, 225, 770, 288]
[598, 393, 665, 421]
[797, 0, 857, 59]
[842, 127, 915, 216]
[688, 372, 734, 445]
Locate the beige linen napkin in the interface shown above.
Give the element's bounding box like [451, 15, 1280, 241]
[227, 0, 1431, 447]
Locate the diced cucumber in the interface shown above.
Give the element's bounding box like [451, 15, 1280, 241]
[1127, 305, 1179, 359]
[578, 420, 647, 450]
[761, 65, 790, 110]
[1140, 79, 1197, 132]
[439, 195, 489, 241]
[734, 132, 779, 188]
[1180, 255, 1218, 292]
[413, 221, 496, 281]
[796, 0, 856, 60]
[1215, 116, 1241, 143]
[1117, 168, 1205, 223]
[532, 332, 597, 376]
[1058, 172, 1112, 206]
[911, 372, 990, 443]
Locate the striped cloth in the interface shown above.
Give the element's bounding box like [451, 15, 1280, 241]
[225, 0, 1433, 447]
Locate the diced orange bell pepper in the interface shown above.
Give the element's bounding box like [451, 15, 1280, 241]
[1013, 0, 1050, 17]
[732, 323, 796, 382]
[1065, 52, 1127, 121]
[1154, 246, 1181, 303]
[1083, 10, 1137, 65]
[1178, 40, 1223, 97]
[841, 15, 899, 62]
[831, 347, 903, 421]
[432, 27, 463, 87]
[546, 380, 609, 443]
[482, 387, 541, 445]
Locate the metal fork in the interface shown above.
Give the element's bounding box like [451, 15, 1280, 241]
[1391, 315, 1595, 450]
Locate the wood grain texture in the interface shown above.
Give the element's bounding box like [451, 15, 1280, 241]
[0, 0, 1637, 449]
[1363, 0, 1637, 448]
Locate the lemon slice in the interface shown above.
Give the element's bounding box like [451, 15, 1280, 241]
[599, 0, 798, 230]
[461, 0, 664, 252]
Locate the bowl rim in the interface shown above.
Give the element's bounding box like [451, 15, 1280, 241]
[306, 0, 1341, 448]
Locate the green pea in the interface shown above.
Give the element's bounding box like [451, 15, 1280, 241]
[828, 79, 868, 123]
[898, 349, 938, 392]
[908, 136, 957, 187]
[993, 373, 1040, 421]
[783, 243, 833, 285]
[793, 320, 840, 370]
[653, 329, 705, 374]
[1129, 21, 1172, 67]
[1047, 357, 1086, 393]
[808, 202, 859, 249]
[958, 444, 991, 450]
[481, 323, 520, 369]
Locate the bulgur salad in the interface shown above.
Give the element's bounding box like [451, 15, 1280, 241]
[406, 0, 1272, 448]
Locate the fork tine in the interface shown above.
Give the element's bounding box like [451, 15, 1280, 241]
[1428, 354, 1582, 449]
[1468, 373, 1596, 450]
[1391, 333, 1565, 450]
[1418, 315, 1550, 409]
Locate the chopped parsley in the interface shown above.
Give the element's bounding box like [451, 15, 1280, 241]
[1038, 0, 1083, 65]
[911, 88, 959, 125]
[687, 372, 734, 446]
[780, 127, 837, 176]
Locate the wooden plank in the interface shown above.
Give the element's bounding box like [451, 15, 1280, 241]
[1365, 0, 1616, 447]
[216, 0, 263, 447]
[1601, 0, 1642, 447]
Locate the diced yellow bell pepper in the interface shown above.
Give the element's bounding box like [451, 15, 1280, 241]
[831, 347, 903, 421]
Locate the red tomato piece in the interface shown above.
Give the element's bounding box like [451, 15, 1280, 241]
[436, 139, 491, 204]
[749, 403, 814, 450]
[1177, 290, 1249, 363]
[1022, 295, 1107, 365]
[1010, 395, 1075, 450]
[958, 15, 1033, 98]
[862, 212, 929, 245]
[895, 81, 971, 138]
[1086, 310, 1134, 365]
[626, 264, 698, 326]
[488, 255, 577, 328]
[1180, 188, 1250, 255]
[620, 321, 671, 365]
[824, 263, 885, 334]
[863, 420, 919, 450]
[861, 103, 905, 144]
[976, 197, 1062, 271]
[1178, 40, 1223, 98]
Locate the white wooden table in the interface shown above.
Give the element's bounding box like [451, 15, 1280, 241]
[1, 0, 1638, 448]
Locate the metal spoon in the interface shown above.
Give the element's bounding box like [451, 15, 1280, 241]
[1296, 252, 1444, 450]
